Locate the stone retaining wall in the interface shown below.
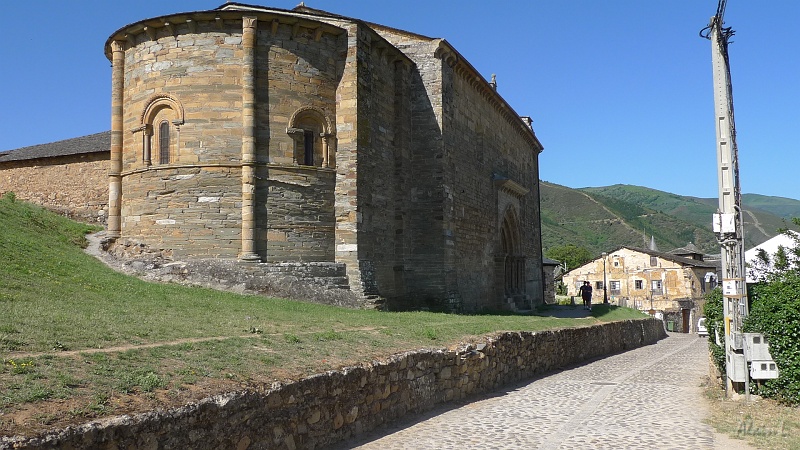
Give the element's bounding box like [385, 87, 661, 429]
[102, 237, 364, 308]
[3, 319, 666, 449]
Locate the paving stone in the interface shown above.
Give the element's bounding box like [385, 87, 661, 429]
[338, 334, 755, 450]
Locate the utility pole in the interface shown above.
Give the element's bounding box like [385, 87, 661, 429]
[703, 0, 748, 393]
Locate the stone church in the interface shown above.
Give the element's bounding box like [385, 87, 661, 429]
[3, 2, 545, 312]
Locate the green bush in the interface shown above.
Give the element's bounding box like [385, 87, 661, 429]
[703, 288, 726, 376]
[744, 273, 800, 404]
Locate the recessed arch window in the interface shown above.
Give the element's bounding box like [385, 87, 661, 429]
[287, 106, 334, 168]
[135, 94, 185, 167]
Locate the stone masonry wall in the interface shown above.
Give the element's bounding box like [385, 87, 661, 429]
[121, 167, 243, 258]
[259, 166, 336, 262]
[352, 27, 414, 302]
[0, 154, 108, 223]
[373, 28, 543, 313]
[3, 319, 666, 449]
[121, 21, 246, 169]
[368, 35, 449, 311]
[329, 22, 418, 303]
[118, 15, 345, 261]
[446, 67, 543, 311]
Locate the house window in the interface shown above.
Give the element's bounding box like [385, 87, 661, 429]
[158, 121, 170, 164]
[595, 281, 604, 290]
[609, 280, 621, 295]
[651, 280, 663, 295]
[649, 256, 658, 267]
[635, 279, 644, 290]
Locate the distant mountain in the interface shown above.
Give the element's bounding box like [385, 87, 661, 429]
[736, 194, 800, 220]
[540, 182, 799, 257]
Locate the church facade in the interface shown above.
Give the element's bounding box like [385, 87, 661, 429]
[104, 2, 544, 311]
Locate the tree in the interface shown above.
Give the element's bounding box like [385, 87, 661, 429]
[545, 244, 593, 272]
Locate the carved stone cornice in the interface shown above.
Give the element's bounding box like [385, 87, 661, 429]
[434, 39, 543, 152]
[493, 175, 529, 198]
[105, 9, 345, 60]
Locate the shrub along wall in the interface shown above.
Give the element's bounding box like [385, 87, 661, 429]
[745, 273, 800, 404]
[3, 319, 666, 449]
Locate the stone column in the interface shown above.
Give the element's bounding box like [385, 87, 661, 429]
[143, 124, 152, 166]
[239, 16, 260, 262]
[108, 40, 125, 238]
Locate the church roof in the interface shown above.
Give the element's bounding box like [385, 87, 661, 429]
[0, 131, 110, 163]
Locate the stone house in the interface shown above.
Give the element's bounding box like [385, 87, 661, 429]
[62, 2, 543, 312]
[563, 246, 719, 332]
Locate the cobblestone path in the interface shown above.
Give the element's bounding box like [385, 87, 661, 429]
[336, 333, 753, 450]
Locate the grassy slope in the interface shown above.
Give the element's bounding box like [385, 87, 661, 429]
[0, 196, 647, 436]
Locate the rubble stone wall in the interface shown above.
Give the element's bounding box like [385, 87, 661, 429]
[0, 154, 108, 223]
[5, 319, 666, 449]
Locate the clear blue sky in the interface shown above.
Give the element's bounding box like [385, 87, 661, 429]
[1, 1, 796, 199]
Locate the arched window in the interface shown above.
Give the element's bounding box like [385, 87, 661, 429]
[287, 106, 334, 168]
[136, 94, 185, 167]
[158, 121, 170, 164]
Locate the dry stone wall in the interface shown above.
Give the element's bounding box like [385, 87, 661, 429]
[3, 319, 666, 450]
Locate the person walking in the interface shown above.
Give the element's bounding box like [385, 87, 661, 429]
[579, 281, 593, 310]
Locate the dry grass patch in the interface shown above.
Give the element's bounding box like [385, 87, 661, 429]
[705, 379, 800, 449]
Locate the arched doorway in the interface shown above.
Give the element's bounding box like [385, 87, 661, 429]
[497, 207, 527, 309]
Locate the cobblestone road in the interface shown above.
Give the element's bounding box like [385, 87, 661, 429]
[335, 333, 753, 450]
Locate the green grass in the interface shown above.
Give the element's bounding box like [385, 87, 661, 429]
[0, 195, 648, 435]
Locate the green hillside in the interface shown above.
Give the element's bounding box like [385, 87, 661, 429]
[689, 194, 800, 224]
[541, 182, 799, 257]
[741, 194, 800, 220]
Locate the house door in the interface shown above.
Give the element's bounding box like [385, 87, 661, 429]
[682, 309, 690, 333]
